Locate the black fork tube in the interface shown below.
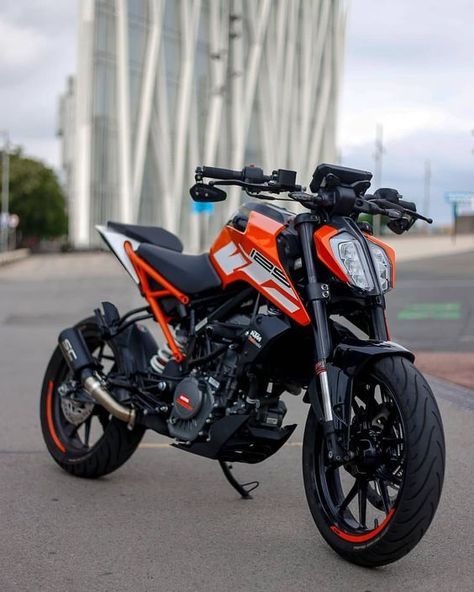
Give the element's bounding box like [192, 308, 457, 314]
[297, 220, 332, 360]
[296, 215, 346, 463]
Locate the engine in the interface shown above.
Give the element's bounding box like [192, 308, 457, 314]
[163, 311, 293, 443]
[167, 346, 239, 442]
[167, 376, 215, 441]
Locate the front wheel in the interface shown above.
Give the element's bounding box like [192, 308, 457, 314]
[302, 356, 445, 567]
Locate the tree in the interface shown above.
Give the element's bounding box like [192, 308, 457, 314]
[0, 149, 67, 245]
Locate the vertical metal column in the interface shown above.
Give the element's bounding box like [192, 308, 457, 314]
[1, 131, 9, 252]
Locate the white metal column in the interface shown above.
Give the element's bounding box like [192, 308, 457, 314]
[116, 0, 133, 223]
[73, 0, 95, 248]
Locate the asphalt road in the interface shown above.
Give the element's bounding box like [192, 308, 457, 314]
[1, 251, 473, 592]
[387, 250, 474, 352]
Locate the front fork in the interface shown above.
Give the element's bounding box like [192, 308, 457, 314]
[296, 215, 348, 464]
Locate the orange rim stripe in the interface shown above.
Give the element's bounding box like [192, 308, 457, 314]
[330, 508, 395, 543]
[46, 380, 66, 453]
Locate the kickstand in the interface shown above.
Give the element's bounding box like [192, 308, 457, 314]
[218, 460, 259, 499]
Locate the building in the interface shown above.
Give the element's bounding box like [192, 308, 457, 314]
[59, 0, 347, 250]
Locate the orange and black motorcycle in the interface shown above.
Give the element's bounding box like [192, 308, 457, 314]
[40, 163, 445, 566]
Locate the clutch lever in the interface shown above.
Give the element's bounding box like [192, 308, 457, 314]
[413, 212, 433, 224]
[370, 198, 432, 223]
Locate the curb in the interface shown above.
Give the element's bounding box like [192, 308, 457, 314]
[0, 248, 30, 267]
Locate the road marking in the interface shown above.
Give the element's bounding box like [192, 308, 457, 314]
[397, 302, 461, 320]
[139, 441, 303, 449]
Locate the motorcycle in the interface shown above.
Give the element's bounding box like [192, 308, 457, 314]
[40, 162, 445, 566]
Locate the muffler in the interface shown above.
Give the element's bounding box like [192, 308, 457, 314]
[58, 327, 136, 429]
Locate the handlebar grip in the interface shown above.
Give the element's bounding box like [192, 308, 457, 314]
[399, 199, 417, 212]
[199, 166, 243, 181]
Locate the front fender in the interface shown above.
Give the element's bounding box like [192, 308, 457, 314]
[331, 338, 414, 377]
[305, 338, 414, 430]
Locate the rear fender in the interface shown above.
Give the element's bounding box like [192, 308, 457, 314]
[305, 338, 414, 433]
[111, 323, 158, 375]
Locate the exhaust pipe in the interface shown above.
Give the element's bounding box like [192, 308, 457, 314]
[58, 328, 136, 429]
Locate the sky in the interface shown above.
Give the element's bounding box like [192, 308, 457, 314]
[0, 1, 473, 226]
[0, 1, 76, 166]
[339, 0, 474, 224]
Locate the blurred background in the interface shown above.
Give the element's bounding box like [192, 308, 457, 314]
[0, 0, 473, 253]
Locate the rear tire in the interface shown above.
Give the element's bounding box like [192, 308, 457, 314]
[40, 317, 145, 478]
[302, 356, 445, 566]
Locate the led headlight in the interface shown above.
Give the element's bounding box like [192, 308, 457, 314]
[368, 242, 392, 292]
[330, 233, 374, 291]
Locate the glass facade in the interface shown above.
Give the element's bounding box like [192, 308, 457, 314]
[60, 0, 346, 249]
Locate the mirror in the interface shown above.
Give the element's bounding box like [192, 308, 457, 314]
[190, 183, 227, 202]
[387, 217, 414, 235]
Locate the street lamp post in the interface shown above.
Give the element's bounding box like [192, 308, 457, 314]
[423, 159, 431, 232]
[1, 130, 10, 252]
[373, 123, 384, 235]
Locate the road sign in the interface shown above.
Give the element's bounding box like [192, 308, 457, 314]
[0, 213, 19, 228]
[444, 191, 474, 204]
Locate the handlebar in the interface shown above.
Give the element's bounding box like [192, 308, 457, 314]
[199, 166, 245, 181]
[197, 165, 272, 184]
[195, 165, 300, 192]
[192, 164, 432, 233]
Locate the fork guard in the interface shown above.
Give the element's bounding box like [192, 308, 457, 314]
[305, 338, 415, 432]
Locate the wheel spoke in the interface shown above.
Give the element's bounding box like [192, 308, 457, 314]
[358, 480, 368, 528]
[377, 477, 391, 513]
[377, 467, 402, 486]
[83, 415, 92, 448]
[338, 479, 359, 514]
[96, 342, 105, 363]
[63, 422, 79, 439]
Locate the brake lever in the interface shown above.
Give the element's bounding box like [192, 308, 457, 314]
[412, 212, 433, 224]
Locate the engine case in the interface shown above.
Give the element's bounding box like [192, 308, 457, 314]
[168, 376, 214, 442]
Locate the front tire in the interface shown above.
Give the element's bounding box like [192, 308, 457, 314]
[40, 317, 145, 478]
[302, 356, 445, 567]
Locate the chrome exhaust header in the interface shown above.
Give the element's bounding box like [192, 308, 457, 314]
[82, 374, 136, 429]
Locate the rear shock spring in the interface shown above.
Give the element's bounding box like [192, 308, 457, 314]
[150, 329, 187, 373]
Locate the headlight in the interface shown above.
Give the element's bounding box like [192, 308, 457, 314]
[368, 242, 392, 292]
[330, 233, 374, 291]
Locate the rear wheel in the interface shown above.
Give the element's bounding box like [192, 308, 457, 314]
[40, 317, 144, 478]
[302, 356, 445, 566]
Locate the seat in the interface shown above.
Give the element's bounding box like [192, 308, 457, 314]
[107, 221, 183, 252]
[136, 243, 221, 295]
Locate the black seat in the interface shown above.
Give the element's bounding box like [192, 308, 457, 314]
[107, 222, 183, 252]
[136, 243, 221, 295]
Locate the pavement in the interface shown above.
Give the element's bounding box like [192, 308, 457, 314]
[386, 249, 474, 388]
[0, 247, 29, 267]
[0, 247, 473, 592]
[383, 232, 474, 262]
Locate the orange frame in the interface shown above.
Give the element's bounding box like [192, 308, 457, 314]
[124, 241, 188, 362]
